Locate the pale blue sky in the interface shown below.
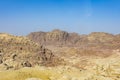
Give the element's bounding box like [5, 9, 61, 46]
[0, 0, 120, 35]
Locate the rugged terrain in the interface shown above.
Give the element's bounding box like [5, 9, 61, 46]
[0, 30, 120, 80]
[27, 29, 120, 49]
[0, 33, 61, 71]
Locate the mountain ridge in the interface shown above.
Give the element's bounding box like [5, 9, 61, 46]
[27, 29, 120, 49]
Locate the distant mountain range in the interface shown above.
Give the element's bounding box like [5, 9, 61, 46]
[27, 29, 120, 49]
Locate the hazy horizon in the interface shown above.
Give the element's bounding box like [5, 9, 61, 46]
[0, 0, 120, 35]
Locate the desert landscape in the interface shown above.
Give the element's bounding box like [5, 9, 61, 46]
[0, 0, 120, 80]
[0, 29, 120, 80]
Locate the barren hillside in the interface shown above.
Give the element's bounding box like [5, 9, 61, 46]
[0, 33, 61, 70]
[0, 31, 120, 80]
[27, 29, 120, 49]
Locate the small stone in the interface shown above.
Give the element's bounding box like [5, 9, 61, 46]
[0, 59, 3, 64]
[21, 61, 32, 67]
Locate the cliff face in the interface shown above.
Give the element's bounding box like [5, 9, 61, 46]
[0, 33, 60, 70]
[27, 29, 120, 49]
[27, 29, 86, 47]
[27, 29, 69, 46]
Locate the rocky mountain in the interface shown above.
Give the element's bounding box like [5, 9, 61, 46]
[27, 29, 120, 49]
[27, 29, 87, 47]
[0, 33, 61, 70]
[27, 29, 69, 46]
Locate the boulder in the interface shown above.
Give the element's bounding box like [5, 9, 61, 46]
[21, 61, 32, 67]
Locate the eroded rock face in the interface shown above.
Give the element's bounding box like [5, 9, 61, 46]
[27, 29, 69, 46]
[46, 29, 68, 41]
[27, 29, 83, 46]
[27, 29, 86, 47]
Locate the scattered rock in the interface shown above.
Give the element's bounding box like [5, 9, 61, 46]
[3, 63, 13, 70]
[21, 61, 32, 67]
[11, 53, 17, 60]
[0, 59, 3, 64]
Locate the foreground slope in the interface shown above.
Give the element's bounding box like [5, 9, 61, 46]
[0, 53, 120, 80]
[0, 33, 60, 70]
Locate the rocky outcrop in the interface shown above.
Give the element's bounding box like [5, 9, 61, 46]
[21, 61, 32, 67]
[0, 33, 61, 70]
